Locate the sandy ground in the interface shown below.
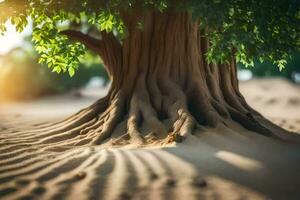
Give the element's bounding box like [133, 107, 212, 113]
[0, 78, 300, 200]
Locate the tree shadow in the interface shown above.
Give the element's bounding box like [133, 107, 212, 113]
[160, 127, 300, 200]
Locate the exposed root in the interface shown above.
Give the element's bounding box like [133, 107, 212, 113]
[92, 92, 125, 145]
[127, 95, 144, 144]
[5, 74, 297, 150]
[166, 108, 196, 143]
[154, 79, 196, 143]
[227, 106, 272, 136]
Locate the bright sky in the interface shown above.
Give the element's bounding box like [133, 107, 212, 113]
[0, 21, 32, 55]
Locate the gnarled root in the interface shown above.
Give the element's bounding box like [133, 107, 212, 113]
[3, 75, 298, 151]
[166, 108, 196, 143]
[92, 91, 125, 145]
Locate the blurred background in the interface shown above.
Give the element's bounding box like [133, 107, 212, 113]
[0, 21, 299, 102]
[237, 53, 300, 84]
[0, 21, 109, 102]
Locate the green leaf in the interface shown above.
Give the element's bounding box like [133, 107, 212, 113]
[68, 67, 75, 77]
[277, 59, 287, 71]
[52, 66, 62, 73]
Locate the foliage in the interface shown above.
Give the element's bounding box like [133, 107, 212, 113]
[53, 53, 109, 93]
[189, 0, 300, 70]
[0, 0, 299, 75]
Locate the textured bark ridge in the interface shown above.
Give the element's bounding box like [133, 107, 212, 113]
[26, 11, 298, 147]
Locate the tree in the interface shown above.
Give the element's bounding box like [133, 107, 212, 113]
[1, 0, 299, 145]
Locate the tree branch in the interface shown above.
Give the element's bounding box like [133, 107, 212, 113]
[60, 29, 123, 79]
[60, 30, 103, 53]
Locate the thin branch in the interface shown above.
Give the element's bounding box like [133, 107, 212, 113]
[61, 29, 123, 79]
[60, 30, 103, 53]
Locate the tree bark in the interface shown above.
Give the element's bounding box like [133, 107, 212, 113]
[41, 10, 299, 146]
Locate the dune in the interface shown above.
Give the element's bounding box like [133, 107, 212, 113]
[0, 78, 300, 200]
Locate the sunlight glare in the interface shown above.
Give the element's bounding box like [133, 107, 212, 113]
[0, 21, 31, 55]
[215, 151, 263, 171]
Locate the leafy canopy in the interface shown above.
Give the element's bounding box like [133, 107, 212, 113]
[0, 0, 299, 76]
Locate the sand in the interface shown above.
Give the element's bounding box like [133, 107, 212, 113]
[0, 78, 300, 200]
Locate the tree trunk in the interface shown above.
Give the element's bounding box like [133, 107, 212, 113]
[35, 11, 299, 146]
